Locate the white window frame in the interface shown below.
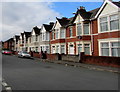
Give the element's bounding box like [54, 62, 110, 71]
[76, 41, 91, 55]
[76, 22, 90, 36]
[60, 28, 65, 39]
[55, 29, 59, 39]
[98, 13, 119, 33]
[69, 27, 73, 37]
[98, 38, 120, 57]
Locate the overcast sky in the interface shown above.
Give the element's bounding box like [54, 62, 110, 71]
[0, 0, 119, 41]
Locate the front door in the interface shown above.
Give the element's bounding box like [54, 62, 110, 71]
[69, 44, 74, 54]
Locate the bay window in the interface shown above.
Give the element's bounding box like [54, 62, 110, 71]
[99, 14, 119, 32]
[100, 42, 120, 57]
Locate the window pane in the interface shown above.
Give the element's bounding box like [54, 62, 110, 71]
[111, 42, 120, 47]
[100, 17, 107, 22]
[84, 47, 90, 55]
[56, 45, 59, 53]
[83, 24, 89, 34]
[101, 48, 109, 56]
[101, 43, 109, 47]
[60, 29, 65, 38]
[100, 17, 108, 32]
[111, 48, 120, 57]
[77, 23, 82, 35]
[69, 27, 72, 37]
[61, 45, 65, 54]
[100, 22, 108, 32]
[110, 20, 119, 30]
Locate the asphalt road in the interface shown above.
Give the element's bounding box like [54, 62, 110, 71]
[2, 54, 119, 90]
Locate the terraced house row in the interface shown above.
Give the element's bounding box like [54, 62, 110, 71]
[3, 0, 120, 57]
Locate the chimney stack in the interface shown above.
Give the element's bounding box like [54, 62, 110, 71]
[80, 6, 85, 10]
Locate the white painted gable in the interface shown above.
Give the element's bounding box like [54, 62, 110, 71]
[31, 29, 35, 35]
[41, 26, 46, 33]
[54, 20, 61, 29]
[74, 14, 84, 23]
[99, 3, 118, 16]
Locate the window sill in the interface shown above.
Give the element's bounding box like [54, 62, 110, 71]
[98, 30, 119, 34]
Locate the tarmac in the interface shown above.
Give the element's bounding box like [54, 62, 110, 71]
[35, 58, 120, 74]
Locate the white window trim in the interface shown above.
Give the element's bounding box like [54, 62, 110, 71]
[76, 22, 90, 36]
[98, 38, 120, 56]
[98, 12, 119, 33]
[76, 41, 91, 55]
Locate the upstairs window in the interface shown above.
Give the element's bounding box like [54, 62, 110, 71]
[84, 44, 90, 55]
[83, 23, 89, 34]
[60, 29, 65, 38]
[55, 29, 59, 39]
[77, 23, 82, 35]
[110, 14, 119, 30]
[69, 27, 73, 37]
[52, 32, 54, 40]
[100, 17, 108, 32]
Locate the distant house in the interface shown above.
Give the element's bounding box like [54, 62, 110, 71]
[65, 6, 100, 55]
[40, 22, 54, 53]
[28, 26, 40, 52]
[18, 33, 24, 51]
[3, 38, 14, 51]
[50, 17, 70, 54]
[13, 35, 20, 51]
[23, 31, 31, 51]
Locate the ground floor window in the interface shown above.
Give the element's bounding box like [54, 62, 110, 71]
[77, 44, 82, 54]
[100, 42, 120, 57]
[56, 45, 59, 53]
[46, 46, 50, 53]
[84, 44, 90, 55]
[52, 46, 55, 54]
[61, 45, 65, 54]
[35, 47, 38, 52]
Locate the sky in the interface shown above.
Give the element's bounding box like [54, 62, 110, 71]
[0, 0, 119, 41]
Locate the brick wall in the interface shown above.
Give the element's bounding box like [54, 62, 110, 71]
[62, 54, 79, 62]
[81, 52, 120, 68]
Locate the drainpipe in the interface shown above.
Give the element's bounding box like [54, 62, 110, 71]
[90, 20, 93, 55]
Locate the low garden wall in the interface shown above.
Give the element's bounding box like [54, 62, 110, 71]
[80, 52, 120, 68]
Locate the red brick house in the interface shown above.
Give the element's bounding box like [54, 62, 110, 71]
[50, 17, 70, 54]
[3, 38, 14, 51]
[93, 0, 120, 57]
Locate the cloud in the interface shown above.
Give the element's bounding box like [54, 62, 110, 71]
[1, 2, 61, 41]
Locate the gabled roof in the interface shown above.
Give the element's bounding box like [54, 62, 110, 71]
[32, 26, 40, 35]
[56, 17, 70, 27]
[95, 0, 120, 18]
[89, 8, 100, 19]
[24, 32, 31, 38]
[113, 2, 120, 8]
[14, 35, 20, 41]
[43, 23, 54, 32]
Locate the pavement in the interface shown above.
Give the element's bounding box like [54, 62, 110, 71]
[34, 58, 120, 74]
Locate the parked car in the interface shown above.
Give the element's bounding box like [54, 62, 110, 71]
[2, 50, 12, 55]
[18, 51, 31, 58]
